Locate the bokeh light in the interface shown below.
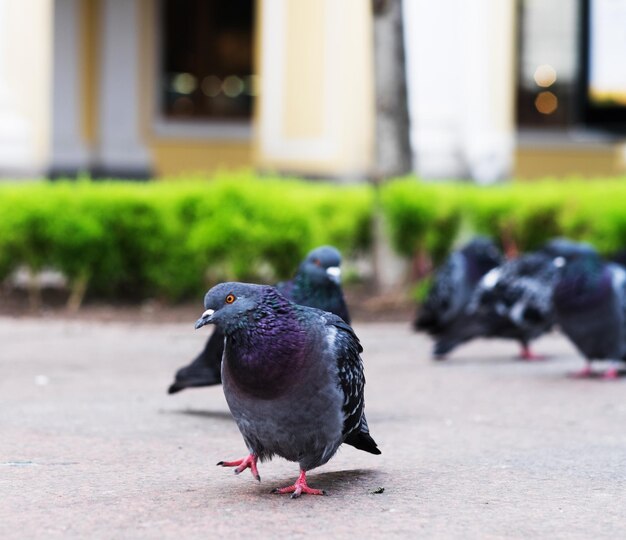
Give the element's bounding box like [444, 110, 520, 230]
[222, 75, 245, 98]
[535, 91, 558, 114]
[201, 75, 222, 97]
[533, 64, 557, 88]
[171, 73, 197, 95]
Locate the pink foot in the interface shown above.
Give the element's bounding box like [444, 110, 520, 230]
[602, 367, 620, 380]
[571, 365, 594, 379]
[271, 470, 326, 499]
[217, 453, 260, 482]
[518, 346, 545, 361]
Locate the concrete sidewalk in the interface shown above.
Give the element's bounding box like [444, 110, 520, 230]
[2, 317, 626, 539]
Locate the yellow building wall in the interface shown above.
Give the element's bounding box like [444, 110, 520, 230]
[151, 141, 252, 177]
[515, 145, 626, 179]
[80, 0, 99, 145]
[4, 0, 53, 172]
[254, 0, 375, 179]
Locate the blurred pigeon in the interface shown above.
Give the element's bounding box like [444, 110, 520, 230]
[414, 237, 503, 356]
[553, 251, 626, 379]
[194, 282, 380, 497]
[459, 252, 560, 359]
[540, 238, 597, 260]
[168, 246, 350, 394]
[432, 238, 598, 359]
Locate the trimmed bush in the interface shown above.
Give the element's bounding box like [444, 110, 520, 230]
[0, 175, 375, 303]
[379, 178, 467, 265]
[3, 174, 626, 306]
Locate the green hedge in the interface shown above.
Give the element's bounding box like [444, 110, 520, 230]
[380, 176, 626, 259]
[2, 174, 626, 305]
[0, 174, 374, 302]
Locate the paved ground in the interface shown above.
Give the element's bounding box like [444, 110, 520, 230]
[2, 316, 626, 539]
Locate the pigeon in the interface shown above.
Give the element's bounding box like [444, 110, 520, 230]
[414, 237, 503, 357]
[552, 250, 626, 379]
[168, 246, 350, 394]
[194, 282, 380, 497]
[432, 239, 598, 359]
[460, 251, 561, 359]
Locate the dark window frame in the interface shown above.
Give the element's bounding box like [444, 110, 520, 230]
[579, 0, 626, 132]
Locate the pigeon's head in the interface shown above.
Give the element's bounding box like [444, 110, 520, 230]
[300, 245, 343, 285]
[540, 238, 597, 260]
[461, 237, 503, 280]
[553, 251, 606, 305]
[195, 282, 273, 331]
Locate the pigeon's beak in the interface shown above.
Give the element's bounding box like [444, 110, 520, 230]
[194, 308, 215, 329]
[326, 266, 341, 284]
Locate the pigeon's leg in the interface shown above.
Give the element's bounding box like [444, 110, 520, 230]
[217, 453, 260, 482]
[571, 361, 594, 378]
[518, 344, 545, 361]
[601, 361, 621, 380]
[271, 470, 326, 498]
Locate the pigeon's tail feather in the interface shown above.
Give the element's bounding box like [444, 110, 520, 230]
[167, 367, 222, 394]
[168, 382, 184, 395]
[167, 329, 225, 394]
[414, 309, 442, 334]
[343, 430, 381, 455]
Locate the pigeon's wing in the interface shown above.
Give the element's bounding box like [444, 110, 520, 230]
[325, 316, 380, 454]
[468, 254, 556, 341]
[468, 266, 502, 313]
[608, 263, 626, 358]
[416, 252, 466, 332]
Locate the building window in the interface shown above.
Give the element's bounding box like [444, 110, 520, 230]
[516, 0, 581, 129]
[580, 0, 626, 130]
[160, 0, 255, 122]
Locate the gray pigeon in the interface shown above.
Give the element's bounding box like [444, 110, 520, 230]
[194, 282, 380, 497]
[414, 237, 503, 357]
[553, 251, 626, 379]
[168, 246, 350, 394]
[435, 239, 598, 359]
[461, 252, 560, 359]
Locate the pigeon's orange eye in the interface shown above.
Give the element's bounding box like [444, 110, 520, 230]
[313, 259, 321, 266]
[225, 294, 236, 304]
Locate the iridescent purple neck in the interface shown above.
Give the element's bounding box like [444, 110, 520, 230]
[223, 292, 308, 398]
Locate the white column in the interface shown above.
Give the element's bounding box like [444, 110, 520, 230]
[460, 0, 516, 184]
[96, 0, 152, 177]
[403, 0, 466, 179]
[0, 0, 30, 173]
[0, 0, 50, 176]
[403, 0, 516, 182]
[50, 0, 91, 175]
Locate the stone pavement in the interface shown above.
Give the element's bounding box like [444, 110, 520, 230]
[2, 316, 626, 539]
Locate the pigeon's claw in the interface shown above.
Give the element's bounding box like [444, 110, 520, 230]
[217, 453, 260, 482]
[271, 470, 326, 498]
[602, 367, 620, 380]
[518, 346, 545, 361]
[570, 363, 594, 379]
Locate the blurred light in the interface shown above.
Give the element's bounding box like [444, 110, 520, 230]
[533, 64, 557, 88]
[535, 91, 558, 114]
[202, 75, 222, 97]
[245, 75, 258, 96]
[172, 73, 197, 94]
[222, 75, 244, 98]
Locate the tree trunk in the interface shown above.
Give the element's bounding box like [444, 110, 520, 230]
[372, 0, 412, 179]
[371, 0, 413, 293]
